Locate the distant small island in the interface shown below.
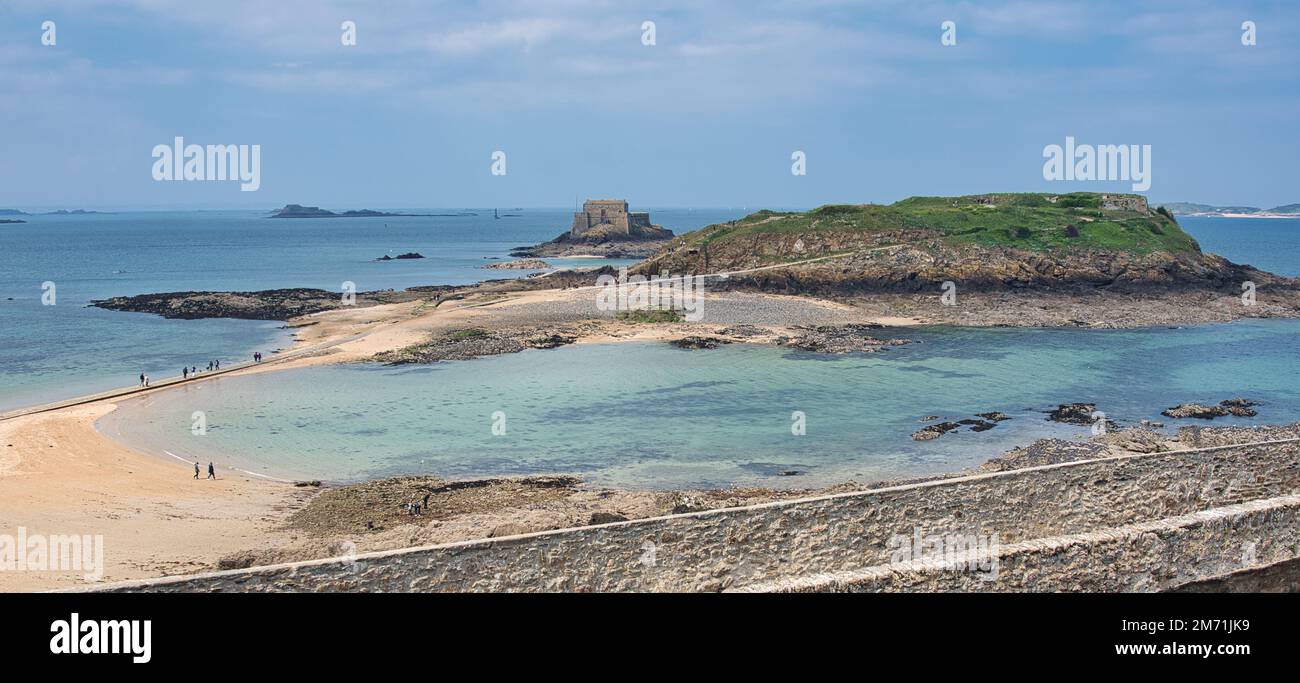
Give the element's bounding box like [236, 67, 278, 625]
[0, 219, 25, 224]
[1164, 202, 1300, 218]
[2, 208, 109, 216]
[376, 252, 425, 261]
[270, 204, 441, 218]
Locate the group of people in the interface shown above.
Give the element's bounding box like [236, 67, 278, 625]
[402, 492, 433, 516]
[193, 461, 215, 480]
[179, 359, 225, 380]
[142, 352, 267, 387]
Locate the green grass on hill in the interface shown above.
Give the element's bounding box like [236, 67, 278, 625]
[682, 193, 1198, 255]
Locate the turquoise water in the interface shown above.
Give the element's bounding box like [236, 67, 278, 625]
[98, 319, 1300, 489]
[0, 208, 744, 411]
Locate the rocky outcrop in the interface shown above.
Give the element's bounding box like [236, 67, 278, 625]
[912, 422, 961, 441]
[1046, 403, 1098, 425]
[90, 288, 415, 321]
[912, 411, 1009, 441]
[1163, 403, 1230, 419]
[588, 512, 629, 525]
[1220, 398, 1259, 417]
[482, 259, 550, 270]
[377, 252, 424, 260]
[778, 324, 910, 353]
[1163, 399, 1258, 420]
[373, 327, 580, 364]
[511, 223, 675, 259]
[670, 336, 730, 350]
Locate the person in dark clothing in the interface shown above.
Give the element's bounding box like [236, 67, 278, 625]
[194, 462, 200, 479]
[183, 367, 188, 379]
[423, 492, 431, 510]
[214, 359, 220, 370]
[206, 462, 215, 479]
[139, 373, 145, 386]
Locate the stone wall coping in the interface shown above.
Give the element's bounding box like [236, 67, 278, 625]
[62, 436, 1300, 593]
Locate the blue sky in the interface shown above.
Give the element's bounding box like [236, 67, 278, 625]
[1, 0, 1297, 210]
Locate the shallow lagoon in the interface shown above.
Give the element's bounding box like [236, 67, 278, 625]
[98, 319, 1300, 489]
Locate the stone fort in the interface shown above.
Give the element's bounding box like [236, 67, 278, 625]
[570, 199, 655, 237]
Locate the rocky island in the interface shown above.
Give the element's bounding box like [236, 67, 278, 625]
[1165, 202, 1300, 218]
[633, 193, 1300, 328]
[377, 252, 425, 261]
[511, 199, 674, 259]
[270, 204, 437, 218]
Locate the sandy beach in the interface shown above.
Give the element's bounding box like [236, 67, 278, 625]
[0, 403, 310, 591]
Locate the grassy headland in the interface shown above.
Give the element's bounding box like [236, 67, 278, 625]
[634, 193, 1281, 294]
[683, 193, 1196, 259]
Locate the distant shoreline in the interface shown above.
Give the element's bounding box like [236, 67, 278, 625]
[1179, 212, 1300, 219]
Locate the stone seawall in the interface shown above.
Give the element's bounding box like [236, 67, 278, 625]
[82, 440, 1300, 593]
[742, 493, 1300, 592]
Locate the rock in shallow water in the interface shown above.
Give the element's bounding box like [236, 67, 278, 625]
[1046, 403, 1098, 425]
[670, 336, 730, 350]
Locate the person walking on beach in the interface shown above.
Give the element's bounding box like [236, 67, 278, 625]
[194, 462, 200, 479]
[215, 359, 220, 370]
[207, 361, 213, 371]
[207, 462, 215, 480]
[139, 373, 145, 387]
[183, 367, 188, 380]
[143, 374, 149, 388]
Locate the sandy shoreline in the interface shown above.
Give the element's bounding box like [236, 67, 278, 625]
[0, 403, 312, 591]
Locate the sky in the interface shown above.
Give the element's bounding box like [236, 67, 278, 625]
[1, 0, 1297, 210]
